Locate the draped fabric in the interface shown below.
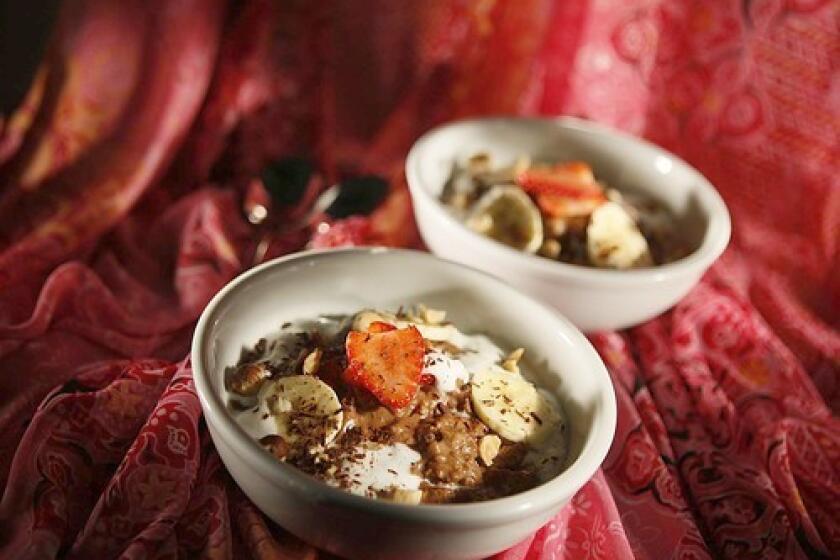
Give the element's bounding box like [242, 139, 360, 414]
[0, 1, 837, 558]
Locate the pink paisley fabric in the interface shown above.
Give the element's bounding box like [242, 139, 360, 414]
[0, 1, 838, 559]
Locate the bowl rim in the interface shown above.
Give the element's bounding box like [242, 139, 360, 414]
[405, 115, 731, 286]
[192, 247, 617, 525]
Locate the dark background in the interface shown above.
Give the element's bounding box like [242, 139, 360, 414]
[1, 0, 58, 113]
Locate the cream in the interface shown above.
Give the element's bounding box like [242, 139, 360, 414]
[422, 351, 469, 393]
[454, 333, 505, 377]
[235, 400, 278, 440]
[331, 443, 424, 497]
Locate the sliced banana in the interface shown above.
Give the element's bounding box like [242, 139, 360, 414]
[470, 368, 562, 444]
[465, 185, 543, 254]
[263, 375, 343, 444]
[587, 201, 653, 269]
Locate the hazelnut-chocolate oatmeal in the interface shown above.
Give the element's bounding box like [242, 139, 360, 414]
[440, 153, 688, 268]
[225, 306, 567, 504]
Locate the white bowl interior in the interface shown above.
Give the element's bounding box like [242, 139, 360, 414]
[411, 117, 717, 254]
[196, 249, 614, 511]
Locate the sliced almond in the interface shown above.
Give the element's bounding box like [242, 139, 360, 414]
[507, 347, 525, 363]
[390, 488, 423, 505]
[352, 309, 393, 332]
[479, 435, 502, 466]
[302, 348, 322, 375]
[502, 348, 525, 373]
[422, 306, 447, 325]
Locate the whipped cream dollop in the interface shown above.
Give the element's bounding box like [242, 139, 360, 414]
[333, 443, 423, 497]
[422, 351, 469, 393]
[418, 327, 504, 395]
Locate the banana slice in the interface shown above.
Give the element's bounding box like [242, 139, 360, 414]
[470, 368, 562, 444]
[263, 375, 343, 444]
[587, 201, 653, 269]
[465, 185, 543, 254]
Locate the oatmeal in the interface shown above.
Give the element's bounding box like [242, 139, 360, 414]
[225, 305, 567, 504]
[440, 153, 688, 268]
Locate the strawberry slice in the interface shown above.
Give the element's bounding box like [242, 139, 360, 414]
[516, 162, 603, 199]
[344, 326, 425, 410]
[419, 373, 436, 385]
[367, 321, 396, 333]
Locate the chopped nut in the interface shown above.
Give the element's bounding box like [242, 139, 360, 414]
[389, 488, 423, 505]
[538, 239, 561, 259]
[227, 362, 271, 396]
[429, 340, 464, 356]
[302, 348, 322, 375]
[565, 216, 589, 232]
[260, 435, 289, 460]
[512, 155, 532, 175]
[502, 348, 525, 374]
[507, 347, 525, 363]
[407, 303, 426, 323]
[467, 152, 492, 175]
[501, 360, 520, 374]
[479, 435, 502, 466]
[352, 310, 391, 331]
[422, 306, 447, 325]
[545, 217, 567, 238]
[449, 191, 470, 210]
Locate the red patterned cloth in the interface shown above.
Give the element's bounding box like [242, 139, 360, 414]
[0, 1, 837, 558]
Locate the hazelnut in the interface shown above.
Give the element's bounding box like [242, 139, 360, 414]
[538, 239, 561, 259]
[227, 362, 270, 396]
[545, 217, 567, 238]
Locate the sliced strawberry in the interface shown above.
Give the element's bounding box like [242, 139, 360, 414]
[516, 162, 603, 199]
[344, 326, 425, 410]
[367, 321, 396, 333]
[419, 373, 436, 385]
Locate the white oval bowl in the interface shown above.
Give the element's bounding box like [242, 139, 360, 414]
[192, 248, 616, 560]
[406, 117, 731, 331]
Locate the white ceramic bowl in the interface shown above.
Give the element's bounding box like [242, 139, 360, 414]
[406, 117, 731, 331]
[192, 248, 616, 560]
